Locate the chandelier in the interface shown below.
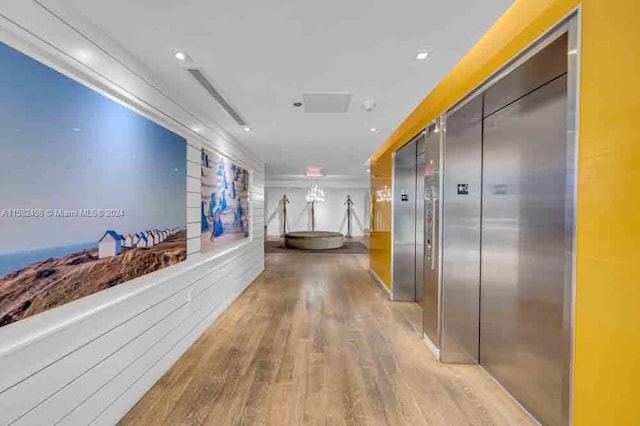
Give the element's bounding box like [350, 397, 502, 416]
[376, 185, 392, 203]
[305, 185, 325, 203]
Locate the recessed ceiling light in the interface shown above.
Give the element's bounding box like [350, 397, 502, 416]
[370, 128, 377, 133]
[243, 126, 251, 132]
[415, 50, 432, 61]
[73, 49, 94, 62]
[175, 52, 187, 61]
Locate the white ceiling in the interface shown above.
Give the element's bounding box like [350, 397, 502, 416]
[51, 0, 514, 180]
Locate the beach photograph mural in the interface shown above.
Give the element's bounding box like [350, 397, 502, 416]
[0, 42, 187, 328]
[201, 148, 250, 254]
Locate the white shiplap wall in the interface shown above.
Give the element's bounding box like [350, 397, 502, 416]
[0, 2, 264, 425]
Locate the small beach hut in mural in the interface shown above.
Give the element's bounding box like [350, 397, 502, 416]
[98, 230, 123, 258]
[136, 233, 149, 248]
[145, 231, 156, 246]
[123, 234, 135, 248]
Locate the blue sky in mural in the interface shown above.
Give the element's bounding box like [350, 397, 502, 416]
[0, 42, 186, 254]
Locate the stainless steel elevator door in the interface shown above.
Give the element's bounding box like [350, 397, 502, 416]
[480, 74, 568, 426]
[440, 96, 483, 363]
[420, 129, 441, 345]
[392, 139, 418, 301]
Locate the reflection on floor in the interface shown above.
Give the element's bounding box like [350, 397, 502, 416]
[119, 253, 534, 426]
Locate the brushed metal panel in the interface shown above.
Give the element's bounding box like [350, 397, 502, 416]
[392, 139, 417, 301]
[564, 18, 579, 424]
[440, 95, 482, 363]
[480, 74, 568, 426]
[483, 33, 568, 117]
[415, 151, 426, 303]
[421, 128, 441, 345]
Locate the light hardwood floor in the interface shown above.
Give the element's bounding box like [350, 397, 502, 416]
[119, 253, 535, 426]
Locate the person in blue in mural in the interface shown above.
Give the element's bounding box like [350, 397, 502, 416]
[201, 201, 209, 232]
[217, 159, 229, 191]
[220, 189, 228, 211]
[208, 192, 224, 241]
[208, 192, 216, 218]
[235, 201, 243, 231]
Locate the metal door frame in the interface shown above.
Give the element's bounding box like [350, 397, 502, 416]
[418, 116, 445, 356]
[441, 8, 581, 424]
[435, 115, 445, 352]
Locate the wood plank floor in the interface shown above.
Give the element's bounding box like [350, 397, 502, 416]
[119, 253, 535, 426]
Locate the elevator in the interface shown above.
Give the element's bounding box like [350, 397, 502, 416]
[392, 122, 442, 340]
[391, 16, 577, 426]
[438, 19, 577, 426]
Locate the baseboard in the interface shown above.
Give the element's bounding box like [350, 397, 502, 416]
[368, 268, 391, 299]
[422, 333, 440, 360]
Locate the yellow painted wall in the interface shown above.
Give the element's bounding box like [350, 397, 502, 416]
[369, 0, 640, 424]
[370, 171, 391, 287]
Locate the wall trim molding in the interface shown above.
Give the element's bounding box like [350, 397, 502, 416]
[422, 333, 441, 360]
[368, 268, 391, 299]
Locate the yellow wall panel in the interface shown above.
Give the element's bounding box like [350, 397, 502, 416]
[369, 157, 392, 287]
[369, 0, 640, 423]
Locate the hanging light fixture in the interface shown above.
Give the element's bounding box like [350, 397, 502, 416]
[376, 185, 392, 203]
[305, 185, 325, 203]
[306, 185, 325, 232]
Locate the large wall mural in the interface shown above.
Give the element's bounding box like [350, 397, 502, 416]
[0, 42, 187, 328]
[200, 148, 251, 254]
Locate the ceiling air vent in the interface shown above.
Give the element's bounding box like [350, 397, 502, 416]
[302, 93, 352, 113]
[186, 68, 248, 127]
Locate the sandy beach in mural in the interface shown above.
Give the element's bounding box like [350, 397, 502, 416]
[0, 231, 186, 327]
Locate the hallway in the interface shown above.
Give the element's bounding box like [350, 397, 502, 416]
[119, 253, 534, 426]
